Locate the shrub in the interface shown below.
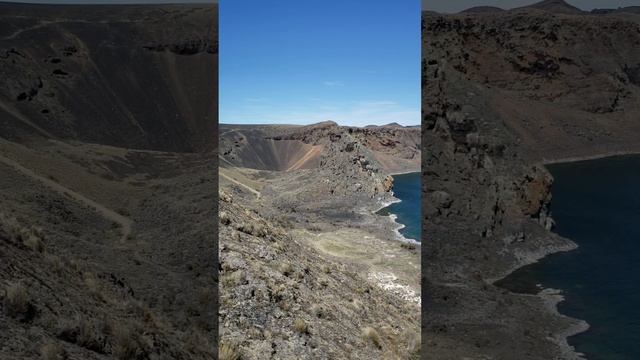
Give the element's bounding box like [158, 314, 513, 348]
[219, 342, 240, 360]
[3, 282, 29, 317]
[23, 234, 44, 253]
[40, 341, 67, 360]
[362, 327, 382, 349]
[293, 318, 308, 334]
[112, 325, 146, 360]
[279, 263, 293, 277]
[220, 211, 231, 225]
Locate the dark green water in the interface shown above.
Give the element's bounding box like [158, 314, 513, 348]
[497, 155, 640, 359]
[377, 172, 421, 242]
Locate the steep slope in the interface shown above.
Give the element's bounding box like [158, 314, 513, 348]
[422, 7, 640, 359]
[220, 122, 420, 174]
[0, 3, 218, 359]
[0, 2, 218, 152]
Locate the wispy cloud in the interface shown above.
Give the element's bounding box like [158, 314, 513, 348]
[323, 80, 345, 87]
[223, 99, 419, 127]
[245, 97, 269, 103]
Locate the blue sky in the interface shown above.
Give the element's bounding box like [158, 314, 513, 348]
[220, 0, 420, 127]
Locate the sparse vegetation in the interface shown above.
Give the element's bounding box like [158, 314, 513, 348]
[362, 327, 382, 349]
[221, 270, 246, 287]
[293, 318, 308, 334]
[219, 341, 240, 360]
[220, 211, 231, 225]
[112, 324, 148, 360]
[40, 341, 67, 360]
[279, 262, 293, 276]
[236, 221, 268, 237]
[3, 282, 29, 318]
[23, 233, 44, 253]
[45, 253, 64, 273]
[56, 315, 106, 353]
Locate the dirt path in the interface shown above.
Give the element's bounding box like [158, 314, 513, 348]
[0, 154, 132, 243]
[219, 171, 261, 197]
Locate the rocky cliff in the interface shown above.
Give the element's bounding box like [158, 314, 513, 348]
[422, 3, 640, 359]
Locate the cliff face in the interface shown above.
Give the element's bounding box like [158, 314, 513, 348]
[420, 7, 640, 359]
[427, 9, 640, 161]
[0, 2, 218, 152]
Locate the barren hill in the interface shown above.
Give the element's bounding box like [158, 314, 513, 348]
[0, 2, 217, 152]
[0, 3, 218, 359]
[218, 122, 421, 358]
[423, 6, 640, 359]
[518, 0, 584, 14]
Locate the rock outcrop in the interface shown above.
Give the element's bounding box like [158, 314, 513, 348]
[421, 5, 640, 358]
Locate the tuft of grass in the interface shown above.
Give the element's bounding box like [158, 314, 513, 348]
[23, 234, 44, 253]
[219, 341, 240, 360]
[321, 264, 332, 274]
[56, 315, 106, 353]
[3, 282, 29, 317]
[279, 262, 293, 277]
[40, 341, 67, 360]
[45, 254, 64, 273]
[293, 318, 308, 334]
[112, 324, 147, 360]
[362, 327, 382, 349]
[220, 211, 231, 225]
[221, 270, 245, 287]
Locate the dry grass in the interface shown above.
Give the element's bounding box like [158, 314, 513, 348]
[0, 213, 45, 253]
[321, 264, 332, 274]
[23, 233, 44, 253]
[3, 282, 29, 317]
[56, 315, 106, 353]
[221, 270, 245, 287]
[293, 318, 308, 334]
[362, 327, 382, 349]
[236, 222, 268, 237]
[220, 211, 231, 225]
[219, 341, 240, 360]
[278, 262, 293, 276]
[112, 324, 147, 360]
[83, 272, 103, 301]
[40, 341, 67, 360]
[45, 253, 64, 273]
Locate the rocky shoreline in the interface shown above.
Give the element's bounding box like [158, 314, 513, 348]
[421, 3, 640, 357]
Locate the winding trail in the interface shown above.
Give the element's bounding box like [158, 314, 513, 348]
[219, 171, 260, 197]
[0, 154, 132, 242]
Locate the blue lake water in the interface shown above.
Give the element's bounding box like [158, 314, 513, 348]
[377, 171, 421, 242]
[497, 155, 640, 359]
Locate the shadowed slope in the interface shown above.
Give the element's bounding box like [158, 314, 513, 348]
[0, 2, 217, 152]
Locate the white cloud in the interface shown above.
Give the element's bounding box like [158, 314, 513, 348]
[323, 80, 345, 87]
[224, 99, 419, 127]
